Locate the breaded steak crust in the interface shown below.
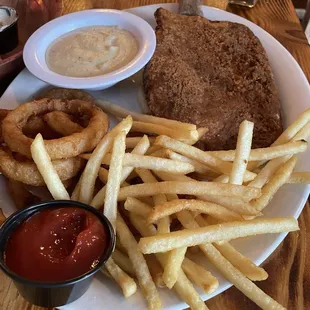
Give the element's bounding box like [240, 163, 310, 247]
[143, 8, 282, 150]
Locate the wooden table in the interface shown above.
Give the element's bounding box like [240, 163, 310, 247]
[0, 0, 309, 309]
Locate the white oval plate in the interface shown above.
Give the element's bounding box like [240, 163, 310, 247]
[1, 4, 310, 310]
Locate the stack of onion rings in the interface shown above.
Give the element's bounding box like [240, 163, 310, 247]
[0, 91, 109, 209]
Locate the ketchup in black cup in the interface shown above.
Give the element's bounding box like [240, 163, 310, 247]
[0, 200, 115, 307]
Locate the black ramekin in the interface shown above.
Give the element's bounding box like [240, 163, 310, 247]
[0, 200, 115, 307]
[0, 6, 19, 54]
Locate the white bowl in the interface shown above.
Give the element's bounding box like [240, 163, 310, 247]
[23, 9, 156, 90]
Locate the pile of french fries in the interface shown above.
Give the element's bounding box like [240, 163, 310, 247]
[31, 99, 310, 310]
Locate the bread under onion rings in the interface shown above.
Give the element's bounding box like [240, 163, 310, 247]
[2, 99, 109, 159]
[0, 148, 85, 186]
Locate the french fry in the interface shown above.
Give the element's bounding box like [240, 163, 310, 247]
[251, 157, 297, 211]
[213, 175, 229, 183]
[126, 137, 155, 149]
[99, 167, 128, 187]
[166, 193, 179, 201]
[116, 236, 128, 254]
[116, 214, 162, 310]
[292, 122, 310, 141]
[248, 156, 289, 189]
[197, 127, 208, 139]
[91, 135, 150, 209]
[117, 181, 261, 201]
[139, 215, 299, 254]
[154, 171, 259, 216]
[148, 199, 243, 223]
[79, 116, 132, 204]
[248, 110, 310, 171]
[112, 248, 135, 277]
[129, 212, 208, 310]
[149, 148, 170, 158]
[195, 214, 267, 281]
[132, 121, 198, 144]
[202, 246, 285, 310]
[144, 254, 165, 288]
[167, 150, 220, 177]
[163, 246, 187, 289]
[103, 131, 127, 229]
[129, 213, 157, 237]
[100, 267, 112, 278]
[178, 211, 287, 310]
[124, 197, 153, 218]
[135, 168, 170, 234]
[79, 153, 109, 164]
[170, 267, 209, 310]
[98, 167, 109, 183]
[145, 145, 162, 155]
[139, 196, 155, 206]
[273, 108, 310, 145]
[134, 170, 184, 288]
[207, 140, 307, 162]
[154, 135, 256, 181]
[82, 152, 195, 174]
[95, 99, 196, 131]
[182, 257, 219, 294]
[31, 134, 69, 200]
[288, 171, 310, 184]
[229, 120, 254, 185]
[123, 154, 195, 174]
[104, 258, 137, 298]
[214, 242, 267, 281]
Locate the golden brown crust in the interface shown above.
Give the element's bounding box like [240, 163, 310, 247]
[0, 147, 85, 186]
[43, 111, 83, 136]
[144, 8, 282, 150]
[0, 109, 10, 143]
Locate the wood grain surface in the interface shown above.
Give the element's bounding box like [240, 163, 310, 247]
[0, 1, 309, 310]
[0, 0, 62, 94]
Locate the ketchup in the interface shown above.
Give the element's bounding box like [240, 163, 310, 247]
[4, 207, 108, 282]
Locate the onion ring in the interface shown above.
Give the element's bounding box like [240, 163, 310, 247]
[2, 99, 109, 159]
[37, 88, 94, 102]
[43, 111, 83, 136]
[6, 179, 40, 210]
[23, 115, 61, 139]
[0, 109, 10, 119]
[0, 109, 10, 143]
[0, 148, 85, 186]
